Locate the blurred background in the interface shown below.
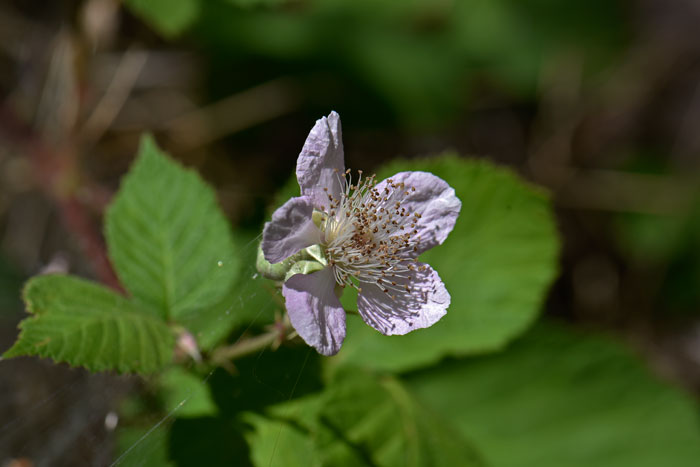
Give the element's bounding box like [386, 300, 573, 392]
[1, 0, 700, 465]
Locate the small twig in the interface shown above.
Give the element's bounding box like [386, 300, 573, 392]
[209, 331, 280, 365]
[80, 47, 148, 147]
[556, 169, 699, 215]
[59, 197, 122, 290]
[208, 312, 299, 366]
[164, 77, 301, 153]
[0, 105, 123, 290]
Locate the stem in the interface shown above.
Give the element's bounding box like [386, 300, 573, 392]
[0, 105, 122, 290]
[209, 331, 279, 364]
[59, 197, 123, 291]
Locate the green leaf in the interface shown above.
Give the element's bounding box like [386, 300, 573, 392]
[333, 154, 559, 371]
[243, 375, 483, 467]
[160, 367, 218, 418]
[407, 322, 700, 467]
[317, 369, 484, 466]
[115, 424, 175, 467]
[3, 275, 174, 373]
[123, 0, 200, 37]
[244, 406, 320, 467]
[177, 231, 277, 351]
[106, 135, 238, 321]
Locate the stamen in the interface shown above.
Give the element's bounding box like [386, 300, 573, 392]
[319, 171, 421, 296]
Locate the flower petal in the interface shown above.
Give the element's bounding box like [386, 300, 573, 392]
[262, 196, 321, 264]
[374, 171, 461, 256]
[357, 262, 449, 336]
[296, 111, 345, 208]
[283, 267, 346, 356]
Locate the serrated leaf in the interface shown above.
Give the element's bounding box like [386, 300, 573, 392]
[3, 275, 174, 373]
[318, 369, 484, 467]
[407, 322, 700, 467]
[124, 0, 200, 37]
[177, 231, 276, 351]
[106, 135, 238, 321]
[332, 155, 559, 371]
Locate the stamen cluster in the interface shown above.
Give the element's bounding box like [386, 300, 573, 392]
[319, 169, 426, 299]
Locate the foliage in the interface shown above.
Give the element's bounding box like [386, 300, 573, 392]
[314, 369, 484, 466]
[3, 275, 174, 373]
[3, 132, 698, 466]
[3, 136, 240, 373]
[159, 366, 218, 418]
[333, 155, 560, 372]
[105, 135, 238, 322]
[176, 230, 277, 352]
[407, 322, 700, 467]
[121, 0, 626, 126]
[113, 321, 700, 466]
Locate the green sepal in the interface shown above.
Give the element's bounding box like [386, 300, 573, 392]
[255, 245, 295, 281]
[256, 244, 327, 281]
[284, 260, 325, 282]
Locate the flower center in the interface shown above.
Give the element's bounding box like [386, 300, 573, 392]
[318, 169, 422, 298]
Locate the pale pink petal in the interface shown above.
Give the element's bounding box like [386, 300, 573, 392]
[261, 196, 321, 264]
[296, 111, 345, 208]
[357, 262, 449, 336]
[374, 171, 461, 256]
[283, 267, 346, 356]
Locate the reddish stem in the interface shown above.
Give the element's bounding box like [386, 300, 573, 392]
[0, 105, 122, 291]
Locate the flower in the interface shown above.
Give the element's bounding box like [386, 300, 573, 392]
[261, 111, 461, 356]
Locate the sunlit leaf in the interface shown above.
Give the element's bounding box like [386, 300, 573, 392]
[407, 322, 700, 467]
[106, 135, 238, 321]
[3, 275, 174, 373]
[333, 154, 559, 371]
[177, 231, 276, 351]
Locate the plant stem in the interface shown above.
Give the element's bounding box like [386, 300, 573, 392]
[0, 105, 123, 291]
[209, 331, 279, 365]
